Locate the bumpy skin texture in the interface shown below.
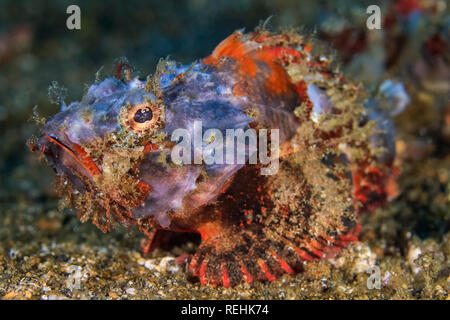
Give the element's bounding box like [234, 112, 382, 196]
[33, 29, 399, 287]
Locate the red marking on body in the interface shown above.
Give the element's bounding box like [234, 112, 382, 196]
[294, 80, 308, 100]
[307, 247, 324, 259]
[385, 167, 400, 200]
[279, 205, 289, 217]
[239, 261, 253, 283]
[38, 145, 46, 159]
[334, 224, 362, 249]
[137, 180, 152, 196]
[202, 32, 258, 77]
[269, 250, 294, 274]
[143, 142, 159, 154]
[71, 143, 101, 176]
[28, 140, 38, 153]
[288, 241, 314, 261]
[140, 234, 155, 255]
[257, 259, 276, 281]
[352, 159, 399, 210]
[319, 233, 342, 247]
[253, 49, 294, 95]
[264, 62, 291, 95]
[196, 221, 223, 241]
[203, 33, 249, 65]
[308, 239, 326, 258]
[203, 32, 296, 96]
[264, 47, 302, 61]
[338, 233, 358, 243]
[221, 262, 230, 288]
[367, 166, 382, 175]
[114, 61, 133, 80]
[199, 260, 208, 285]
[352, 169, 369, 202]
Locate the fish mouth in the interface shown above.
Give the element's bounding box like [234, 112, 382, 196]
[38, 134, 101, 189]
[37, 133, 134, 230]
[38, 132, 152, 206]
[36, 132, 153, 232]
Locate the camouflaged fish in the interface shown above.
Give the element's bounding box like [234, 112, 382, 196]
[30, 29, 403, 287]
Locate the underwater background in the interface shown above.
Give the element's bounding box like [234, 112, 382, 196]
[0, 0, 449, 299]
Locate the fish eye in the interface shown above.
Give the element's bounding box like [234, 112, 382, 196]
[133, 106, 153, 123]
[127, 102, 158, 132]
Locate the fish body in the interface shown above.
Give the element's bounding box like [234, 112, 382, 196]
[34, 29, 400, 287]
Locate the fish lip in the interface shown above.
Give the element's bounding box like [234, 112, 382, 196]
[43, 134, 76, 155]
[39, 133, 101, 179]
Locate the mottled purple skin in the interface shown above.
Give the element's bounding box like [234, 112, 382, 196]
[40, 61, 300, 228]
[40, 55, 404, 230]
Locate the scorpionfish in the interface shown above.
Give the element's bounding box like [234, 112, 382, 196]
[31, 29, 403, 287]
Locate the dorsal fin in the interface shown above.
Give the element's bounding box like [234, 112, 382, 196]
[202, 30, 306, 98]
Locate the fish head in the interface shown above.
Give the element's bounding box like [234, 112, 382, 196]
[34, 76, 190, 230]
